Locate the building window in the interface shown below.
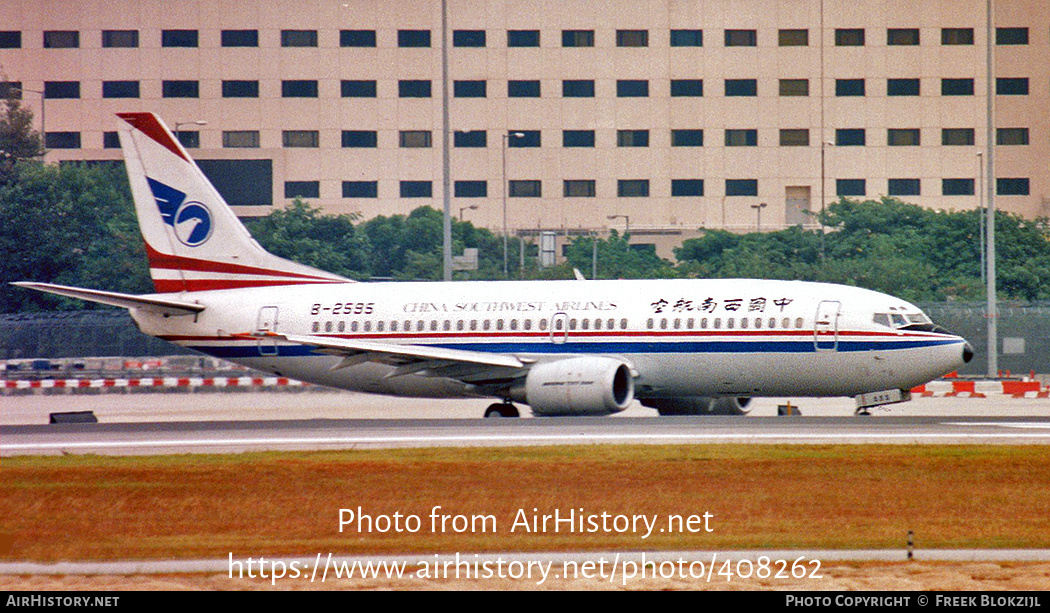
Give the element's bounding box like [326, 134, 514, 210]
[997, 178, 1030, 196]
[197, 159, 273, 206]
[888, 179, 921, 196]
[45, 132, 80, 149]
[941, 78, 974, 96]
[400, 181, 433, 198]
[617, 130, 649, 147]
[616, 80, 649, 97]
[282, 80, 318, 97]
[671, 179, 704, 196]
[454, 30, 486, 47]
[507, 30, 540, 47]
[564, 180, 596, 197]
[103, 132, 120, 148]
[102, 30, 138, 48]
[887, 128, 921, 146]
[285, 181, 319, 199]
[162, 80, 199, 98]
[779, 79, 809, 96]
[835, 28, 865, 46]
[942, 128, 975, 146]
[508, 130, 540, 147]
[835, 79, 866, 96]
[0, 82, 21, 98]
[399, 80, 432, 98]
[454, 80, 487, 98]
[507, 80, 540, 97]
[102, 81, 139, 98]
[996, 27, 1029, 45]
[670, 29, 703, 47]
[454, 131, 487, 148]
[509, 180, 542, 197]
[283, 130, 319, 148]
[282, 30, 318, 47]
[562, 80, 595, 97]
[563, 130, 595, 147]
[725, 129, 757, 147]
[618, 179, 649, 197]
[724, 29, 757, 47]
[670, 79, 703, 97]
[562, 30, 594, 47]
[617, 30, 648, 47]
[779, 129, 809, 146]
[223, 131, 260, 148]
[455, 181, 488, 197]
[44, 81, 80, 99]
[996, 78, 1029, 96]
[778, 29, 808, 46]
[941, 28, 974, 45]
[0, 31, 21, 48]
[399, 131, 432, 148]
[221, 30, 258, 47]
[223, 80, 259, 98]
[836, 129, 866, 146]
[342, 130, 378, 148]
[725, 179, 758, 196]
[341, 80, 377, 97]
[887, 78, 920, 96]
[398, 30, 431, 47]
[836, 179, 866, 197]
[343, 181, 378, 198]
[942, 178, 975, 196]
[997, 128, 1029, 146]
[162, 30, 198, 47]
[671, 129, 704, 147]
[341, 30, 376, 47]
[43, 30, 79, 48]
[887, 28, 920, 45]
[725, 79, 757, 96]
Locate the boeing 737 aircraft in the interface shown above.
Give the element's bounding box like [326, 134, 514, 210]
[15, 113, 974, 417]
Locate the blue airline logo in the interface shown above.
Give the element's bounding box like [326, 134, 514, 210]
[146, 177, 213, 247]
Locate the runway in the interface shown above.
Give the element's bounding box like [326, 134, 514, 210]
[4, 415, 1050, 456]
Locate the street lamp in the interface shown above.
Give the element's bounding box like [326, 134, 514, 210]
[751, 202, 767, 231]
[607, 214, 630, 241]
[501, 131, 524, 276]
[174, 120, 207, 147]
[977, 151, 985, 284]
[459, 204, 477, 221]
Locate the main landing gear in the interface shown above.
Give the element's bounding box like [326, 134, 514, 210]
[484, 402, 520, 418]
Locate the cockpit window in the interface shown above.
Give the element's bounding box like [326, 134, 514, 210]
[872, 313, 891, 327]
[891, 313, 908, 326]
[875, 310, 947, 334]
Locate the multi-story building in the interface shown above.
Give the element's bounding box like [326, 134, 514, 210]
[1, 0, 1047, 259]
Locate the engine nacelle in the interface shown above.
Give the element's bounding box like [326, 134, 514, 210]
[512, 357, 634, 416]
[640, 396, 753, 416]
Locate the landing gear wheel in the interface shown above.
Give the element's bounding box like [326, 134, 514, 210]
[484, 403, 520, 418]
[855, 407, 872, 416]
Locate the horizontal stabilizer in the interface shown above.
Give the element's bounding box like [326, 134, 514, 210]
[12, 282, 205, 317]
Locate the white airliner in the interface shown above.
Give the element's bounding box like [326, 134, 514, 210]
[15, 113, 974, 417]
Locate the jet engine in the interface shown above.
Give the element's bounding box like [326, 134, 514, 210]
[511, 357, 634, 416]
[640, 396, 753, 416]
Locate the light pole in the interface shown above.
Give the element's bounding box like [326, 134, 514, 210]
[174, 120, 207, 148]
[751, 202, 767, 231]
[459, 204, 477, 221]
[984, 0, 998, 378]
[607, 214, 630, 241]
[501, 131, 524, 276]
[977, 151, 985, 284]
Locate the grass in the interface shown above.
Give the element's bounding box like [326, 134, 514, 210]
[3, 445, 1050, 561]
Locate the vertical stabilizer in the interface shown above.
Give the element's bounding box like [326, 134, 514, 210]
[116, 112, 350, 293]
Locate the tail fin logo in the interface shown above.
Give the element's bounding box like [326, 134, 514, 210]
[146, 177, 213, 247]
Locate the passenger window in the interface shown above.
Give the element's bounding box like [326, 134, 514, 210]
[390, 321, 398, 331]
[483, 320, 491, 331]
[510, 319, 518, 331]
[351, 321, 359, 332]
[524, 319, 532, 331]
[312, 321, 320, 332]
[569, 318, 577, 330]
[364, 321, 372, 332]
[673, 318, 681, 329]
[782, 317, 790, 328]
[456, 320, 464, 331]
[496, 319, 504, 331]
[620, 318, 628, 329]
[754, 318, 761, 329]
[660, 318, 668, 330]
[687, 317, 694, 329]
[647, 318, 654, 329]
[338, 321, 346, 332]
[768, 317, 776, 328]
[727, 318, 735, 329]
[377, 321, 384, 332]
[443, 320, 451, 331]
[713, 318, 721, 329]
[470, 320, 478, 331]
[416, 320, 425, 332]
[581, 319, 589, 330]
[430, 320, 438, 331]
[795, 317, 804, 328]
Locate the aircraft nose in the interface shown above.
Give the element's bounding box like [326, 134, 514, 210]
[963, 342, 975, 364]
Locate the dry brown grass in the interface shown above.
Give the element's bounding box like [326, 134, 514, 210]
[3, 445, 1050, 562]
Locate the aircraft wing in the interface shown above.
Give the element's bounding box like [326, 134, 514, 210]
[265, 332, 528, 385]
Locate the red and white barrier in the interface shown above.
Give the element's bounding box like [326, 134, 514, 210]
[3, 376, 305, 392]
[911, 379, 1050, 398]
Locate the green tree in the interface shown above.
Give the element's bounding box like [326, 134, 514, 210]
[0, 92, 45, 185]
[244, 199, 370, 279]
[563, 231, 677, 279]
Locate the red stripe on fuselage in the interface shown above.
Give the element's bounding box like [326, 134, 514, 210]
[152, 278, 345, 293]
[117, 112, 189, 162]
